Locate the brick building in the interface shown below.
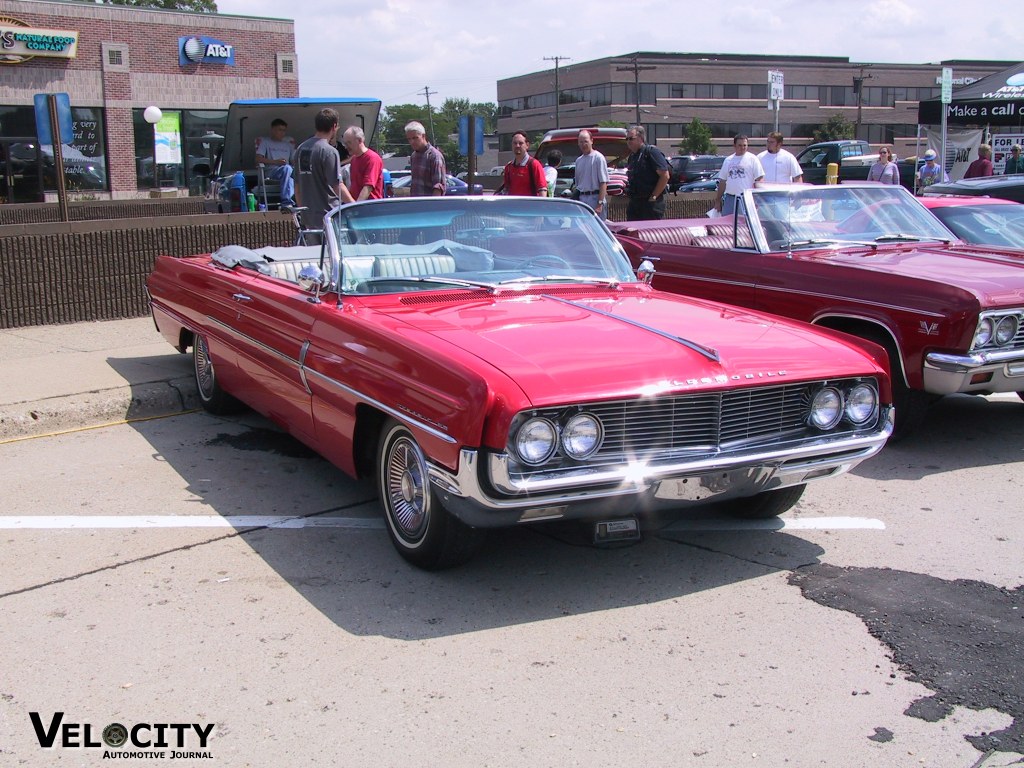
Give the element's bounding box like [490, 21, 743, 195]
[497, 53, 1015, 159]
[0, 0, 297, 203]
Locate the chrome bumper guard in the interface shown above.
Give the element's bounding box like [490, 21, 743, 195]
[428, 407, 894, 528]
[924, 349, 1024, 395]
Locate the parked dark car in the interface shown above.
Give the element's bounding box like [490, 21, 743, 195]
[669, 155, 724, 192]
[392, 173, 483, 196]
[675, 171, 721, 194]
[923, 174, 1024, 203]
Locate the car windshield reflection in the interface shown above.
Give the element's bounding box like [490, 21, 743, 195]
[327, 197, 637, 294]
[751, 186, 955, 251]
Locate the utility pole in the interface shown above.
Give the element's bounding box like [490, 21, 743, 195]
[853, 65, 873, 141]
[617, 53, 656, 126]
[420, 85, 438, 144]
[543, 55, 571, 129]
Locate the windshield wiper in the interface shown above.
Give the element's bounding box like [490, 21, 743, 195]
[874, 233, 950, 244]
[496, 275, 621, 288]
[360, 276, 495, 291]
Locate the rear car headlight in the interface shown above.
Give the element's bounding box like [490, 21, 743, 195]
[809, 387, 843, 430]
[514, 418, 557, 465]
[974, 317, 994, 347]
[561, 413, 604, 460]
[995, 315, 1019, 346]
[844, 383, 878, 425]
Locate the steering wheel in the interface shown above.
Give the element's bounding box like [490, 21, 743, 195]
[522, 254, 571, 270]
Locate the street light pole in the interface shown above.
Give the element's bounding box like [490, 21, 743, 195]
[853, 65, 873, 141]
[543, 55, 571, 129]
[420, 85, 438, 144]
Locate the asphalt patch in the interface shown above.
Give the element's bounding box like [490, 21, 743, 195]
[788, 564, 1024, 753]
[207, 428, 318, 459]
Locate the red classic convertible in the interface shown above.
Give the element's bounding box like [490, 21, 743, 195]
[611, 183, 1024, 438]
[148, 197, 892, 569]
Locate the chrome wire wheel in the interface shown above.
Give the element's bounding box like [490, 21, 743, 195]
[381, 428, 432, 546]
[194, 335, 216, 402]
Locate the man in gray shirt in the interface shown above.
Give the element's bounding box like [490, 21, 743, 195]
[292, 108, 354, 231]
[574, 130, 609, 219]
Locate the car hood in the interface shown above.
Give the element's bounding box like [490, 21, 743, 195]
[371, 286, 880, 407]
[805, 243, 1024, 306]
[217, 98, 381, 175]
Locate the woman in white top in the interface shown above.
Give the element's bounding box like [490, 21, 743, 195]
[867, 146, 900, 185]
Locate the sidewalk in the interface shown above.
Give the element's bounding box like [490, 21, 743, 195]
[0, 317, 198, 441]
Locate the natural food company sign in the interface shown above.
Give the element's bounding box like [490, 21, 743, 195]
[178, 35, 235, 66]
[0, 17, 79, 63]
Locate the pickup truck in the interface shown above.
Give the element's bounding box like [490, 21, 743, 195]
[795, 140, 918, 191]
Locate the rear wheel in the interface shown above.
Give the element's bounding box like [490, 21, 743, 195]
[193, 335, 242, 414]
[718, 485, 806, 519]
[377, 420, 484, 570]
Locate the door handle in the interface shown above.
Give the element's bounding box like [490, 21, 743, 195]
[231, 293, 252, 302]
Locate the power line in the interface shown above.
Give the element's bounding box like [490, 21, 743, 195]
[543, 55, 571, 129]
[420, 85, 438, 143]
[616, 54, 656, 125]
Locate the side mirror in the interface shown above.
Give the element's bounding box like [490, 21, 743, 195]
[637, 260, 656, 285]
[297, 264, 327, 301]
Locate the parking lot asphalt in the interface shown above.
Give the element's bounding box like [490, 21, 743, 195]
[0, 317, 197, 441]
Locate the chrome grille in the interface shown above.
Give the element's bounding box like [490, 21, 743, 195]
[514, 379, 875, 472]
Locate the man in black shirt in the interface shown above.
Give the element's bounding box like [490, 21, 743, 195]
[625, 125, 670, 220]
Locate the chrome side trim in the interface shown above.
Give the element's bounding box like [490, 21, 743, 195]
[542, 294, 720, 362]
[758, 284, 946, 319]
[298, 340, 312, 395]
[303, 367, 458, 445]
[208, 316, 299, 369]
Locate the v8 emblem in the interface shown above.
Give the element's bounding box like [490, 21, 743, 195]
[918, 321, 940, 336]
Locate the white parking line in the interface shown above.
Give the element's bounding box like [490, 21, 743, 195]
[0, 515, 883, 531]
[660, 517, 885, 531]
[0, 515, 385, 530]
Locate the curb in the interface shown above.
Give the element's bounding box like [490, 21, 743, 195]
[0, 376, 199, 441]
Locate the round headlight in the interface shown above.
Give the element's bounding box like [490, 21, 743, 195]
[975, 317, 994, 347]
[995, 315, 1019, 346]
[809, 387, 843, 430]
[844, 383, 878, 425]
[561, 413, 604, 460]
[514, 418, 557, 465]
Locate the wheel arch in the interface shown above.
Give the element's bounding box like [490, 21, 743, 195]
[812, 314, 908, 388]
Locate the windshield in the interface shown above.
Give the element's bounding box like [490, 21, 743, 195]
[930, 203, 1024, 249]
[327, 197, 637, 294]
[751, 185, 956, 251]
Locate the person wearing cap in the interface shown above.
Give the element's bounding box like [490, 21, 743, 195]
[1004, 145, 1024, 174]
[917, 149, 948, 191]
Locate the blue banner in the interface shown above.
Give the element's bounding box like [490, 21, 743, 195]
[33, 93, 74, 146]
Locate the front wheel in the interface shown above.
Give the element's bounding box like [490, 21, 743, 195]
[377, 420, 484, 570]
[717, 485, 806, 519]
[193, 334, 242, 414]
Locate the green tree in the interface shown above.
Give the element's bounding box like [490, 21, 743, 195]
[678, 117, 714, 155]
[85, 0, 217, 10]
[813, 113, 855, 142]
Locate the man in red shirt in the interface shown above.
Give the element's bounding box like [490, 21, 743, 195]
[502, 131, 547, 196]
[964, 144, 994, 178]
[342, 125, 384, 200]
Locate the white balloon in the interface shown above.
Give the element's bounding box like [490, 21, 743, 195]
[143, 106, 162, 124]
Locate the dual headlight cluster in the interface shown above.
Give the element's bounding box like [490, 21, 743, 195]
[511, 412, 604, 466]
[808, 382, 879, 431]
[973, 311, 1022, 350]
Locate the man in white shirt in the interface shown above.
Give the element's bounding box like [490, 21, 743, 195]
[757, 131, 803, 184]
[255, 118, 296, 206]
[574, 130, 609, 219]
[715, 135, 765, 215]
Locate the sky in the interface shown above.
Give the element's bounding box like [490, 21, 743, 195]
[213, 0, 1024, 110]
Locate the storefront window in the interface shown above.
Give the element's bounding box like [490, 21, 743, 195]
[133, 108, 226, 193]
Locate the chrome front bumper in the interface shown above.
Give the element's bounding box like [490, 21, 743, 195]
[923, 349, 1024, 395]
[429, 408, 894, 528]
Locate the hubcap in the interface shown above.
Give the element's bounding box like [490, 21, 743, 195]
[195, 337, 215, 399]
[385, 436, 429, 542]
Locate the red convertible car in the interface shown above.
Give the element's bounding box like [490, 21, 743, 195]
[148, 197, 892, 569]
[919, 195, 1024, 250]
[610, 183, 1024, 438]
